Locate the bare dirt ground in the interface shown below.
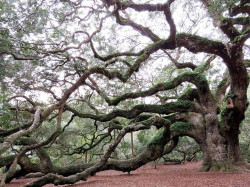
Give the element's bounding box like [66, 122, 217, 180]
[5, 161, 250, 187]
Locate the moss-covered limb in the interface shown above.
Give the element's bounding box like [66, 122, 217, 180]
[41, 54, 155, 120]
[175, 33, 228, 59]
[235, 28, 250, 46]
[245, 59, 250, 68]
[66, 100, 197, 122]
[170, 122, 195, 134]
[11, 126, 170, 185]
[215, 70, 231, 108]
[171, 61, 197, 70]
[0, 154, 42, 173]
[2, 127, 169, 180]
[103, 71, 209, 106]
[163, 136, 179, 155]
[83, 53, 149, 84]
[147, 127, 170, 149]
[162, 113, 180, 124]
[104, 58, 131, 68]
[134, 116, 171, 129]
[178, 87, 199, 102]
[97, 126, 171, 173]
[1, 153, 93, 179]
[229, 4, 250, 17]
[103, 126, 171, 168]
[221, 17, 250, 26]
[85, 77, 111, 108]
[43, 37, 222, 123]
[169, 112, 205, 141]
[118, 1, 169, 12]
[219, 20, 241, 41]
[124, 53, 149, 79]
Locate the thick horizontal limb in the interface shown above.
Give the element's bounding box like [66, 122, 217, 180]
[66, 100, 198, 122]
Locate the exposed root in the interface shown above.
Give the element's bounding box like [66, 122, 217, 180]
[199, 160, 238, 172]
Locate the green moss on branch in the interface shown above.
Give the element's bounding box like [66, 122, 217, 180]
[170, 122, 195, 133]
[67, 100, 197, 122]
[175, 33, 226, 57]
[194, 62, 208, 73]
[147, 127, 169, 151]
[218, 78, 228, 88]
[178, 87, 199, 101]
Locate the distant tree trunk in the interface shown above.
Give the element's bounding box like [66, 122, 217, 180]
[131, 132, 134, 158]
[85, 151, 88, 164]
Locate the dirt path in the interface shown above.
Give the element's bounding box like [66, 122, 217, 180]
[5, 162, 250, 187]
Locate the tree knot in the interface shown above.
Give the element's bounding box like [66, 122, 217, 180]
[226, 98, 234, 109]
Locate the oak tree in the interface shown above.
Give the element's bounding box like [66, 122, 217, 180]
[0, 0, 249, 186]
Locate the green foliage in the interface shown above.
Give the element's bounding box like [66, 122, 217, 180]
[135, 127, 168, 155]
[147, 128, 166, 146]
[208, 0, 240, 15]
[220, 92, 236, 117]
[0, 93, 15, 128]
[217, 78, 227, 88]
[194, 62, 207, 73]
[118, 140, 131, 159]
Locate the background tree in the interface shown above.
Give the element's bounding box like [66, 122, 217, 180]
[0, 0, 249, 186]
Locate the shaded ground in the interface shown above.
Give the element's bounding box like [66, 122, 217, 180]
[5, 162, 250, 187]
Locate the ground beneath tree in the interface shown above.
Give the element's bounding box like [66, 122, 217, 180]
[5, 161, 250, 187]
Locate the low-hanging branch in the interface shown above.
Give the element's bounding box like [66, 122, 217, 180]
[23, 117, 171, 186]
[1, 106, 65, 185]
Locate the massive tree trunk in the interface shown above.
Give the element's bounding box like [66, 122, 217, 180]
[200, 129, 246, 172]
[175, 103, 248, 172]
